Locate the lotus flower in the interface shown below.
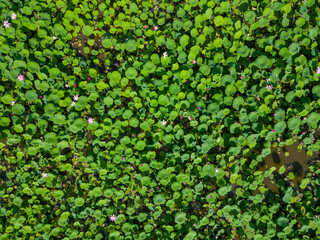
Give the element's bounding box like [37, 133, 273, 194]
[87, 118, 94, 124]
[110, 215, 117, 222]
[163, 52, 168, 59]
[266, 85, 273, 91]
[10, 13, 17, 20]
[17, 74, 24, 81]
[3, 21, 10, 28]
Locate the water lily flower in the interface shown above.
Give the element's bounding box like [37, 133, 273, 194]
[302, 132, 306, 134]
[236, 122, 239, 124]
[3, 21, 11, 28]
[144, 25, 147, 29]
[71, 101, 76, 106]
[188, 116, 192, 121]
[240, 76, 244, 79]
[73, 95, 79, 101]
[163, 52, 168, 59]
[87, 118, 94, 124]
[73, 84, 77, 87]
[65, 84, 69, 88]
[266, 85, 273, 91]
[161, 120, 167, 126]
[215, 168, 219, 172]
[316, 67, 320, 75]
[110, 215, 117, 222]
[39, 96, 42, 98]
[123, 157, 125, 160]
[193, 60, 197, 64]
[41, 173, 48, 178]
[87, 76, 91, 81]
[10, 13, 17, 20]
[154, 26, 158, 31]
[197, 107, 200, 110]
[267, 78, 271, 83]
[185, 80, 187, 82]
[272, 130, 275, 132]
[52, 36, 57, 40]
[10, 101, 15, 106]
[17, 74, 24, 81]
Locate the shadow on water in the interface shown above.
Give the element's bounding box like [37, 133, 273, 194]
[257, 141, 320, 193]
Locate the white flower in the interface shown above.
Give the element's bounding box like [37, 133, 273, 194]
[52, 36, 57, 40]
[215, 168, 219, 173]
[161, 120, 167, 126]
[71, 101, 76, 106]
[10, 13, 17, 20]
[316, 67, 320, 75]
[163, 52, 168, 59]
[10, 101, 15, 106]
[188, 116, 192, 121]
[267, 78, 270, 83]
[41, 173, 48, 178]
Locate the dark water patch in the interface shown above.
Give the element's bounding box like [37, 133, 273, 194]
[258, 141, 320, 193]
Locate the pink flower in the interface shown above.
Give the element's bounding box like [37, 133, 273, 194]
[48, 56, 51, 59]
[17, 74, 24, 81]
[74, 84, 77, 87]
[3, 21, 11, 28]
[219, 146, 222, 151]
[185, 80, 187, 82]
[52, 36, 57, 40]
[236, 122, 239, 124]
[266, 85, 273, 91]
[65, 84, 69, 88]
[39, 96, 42, 99]
[240, 76, 243, 79]
[274, 113, 276, 116]
[156, 186, 159, 190]
[154, 26, 158, 31]
[272, 130, 275, 132]
[183, 182, 187, 185]
[110, 215, 117, 222]
[141, 164, 143, 167]
[10, 13, 17, 20]
[206, 88, 209, 91]
[10, 101, 15, 106]
[87, 76, 91, 81]
[73, 95, 79, 101]
[144, 25, 147, 29]
[193, 60, 196, 64]
[197, 107, 200, 110]
[302, 132, 306, 134]
[87, 118, 94, 124]
[123, 157, 125, 160]
[41, 173, 48, 178]
[210, 195, 212, 198]
[316, 67, 320, 75]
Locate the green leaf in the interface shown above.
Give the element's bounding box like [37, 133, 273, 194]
[82, 25, 93, 36]
[175, 212, 186, 224]
[125, 40, 137, 52]
[214, 16, 224, 26]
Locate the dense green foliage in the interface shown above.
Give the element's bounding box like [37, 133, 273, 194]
[1, 0, 320, 239]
